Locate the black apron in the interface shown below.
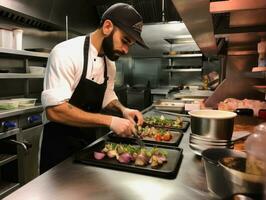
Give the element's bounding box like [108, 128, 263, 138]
[40, 35, 108, 173]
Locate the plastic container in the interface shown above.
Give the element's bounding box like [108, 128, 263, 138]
[245, 123, 266, 176]
[29, 66, 45, 75]
[13, 29, 23, 50]
[11, 98, 37, 107]
[0, 100, 19, 110]
[0, 29, 13, 49]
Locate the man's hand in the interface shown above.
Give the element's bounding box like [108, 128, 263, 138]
[110, 116, 136, 137]
[122, 108, 144, 126]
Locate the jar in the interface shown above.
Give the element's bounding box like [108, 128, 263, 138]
[258, 40, 266, 67]
[245, 123, 266, 176]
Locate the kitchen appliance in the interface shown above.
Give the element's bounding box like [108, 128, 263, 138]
[18, 111, 43, 184]
[0, 116, 21, 198]
[127, 85, 152, 111]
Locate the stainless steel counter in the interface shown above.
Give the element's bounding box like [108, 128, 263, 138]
[4, 117, 220, 200]
[0, 105, 43, 119]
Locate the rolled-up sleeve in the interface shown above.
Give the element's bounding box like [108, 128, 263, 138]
[41, 48, 77, 108]
[102, 60, 118, 108]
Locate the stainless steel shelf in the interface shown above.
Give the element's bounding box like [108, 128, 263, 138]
[0, 105, 43, 119]
[0, 154, 17, 167]
[0, 48, 49, 58]
[164, 69, 202, 72]
[0, 73, 44, 79]
[162, 53, 202, 58]
[0, 181, 20, 199]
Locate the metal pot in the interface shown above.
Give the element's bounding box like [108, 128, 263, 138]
[201, 148, 246, 198]
[219, 157, 264, 196]
[189, 110, 237, 140]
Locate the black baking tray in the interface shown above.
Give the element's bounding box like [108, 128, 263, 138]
[108, 130, 183, 147]
[143, 120, 190, 132]
[74, 137, 183, 179]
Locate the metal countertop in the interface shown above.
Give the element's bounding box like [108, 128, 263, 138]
[0, 105, 43, 119]
[4, 108, 220, 200]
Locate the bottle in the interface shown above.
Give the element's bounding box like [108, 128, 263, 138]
[245, 123, 266, 176]
[258, 40, 266, 67]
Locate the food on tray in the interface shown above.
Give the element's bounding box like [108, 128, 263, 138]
[218, 98, 266, 116]
[136, 125, 173, 141]
[93, 142, 168, 168]
[0, 100, 19, 110]
[252, 66, 266, 72]
[144, 115, 183, 129]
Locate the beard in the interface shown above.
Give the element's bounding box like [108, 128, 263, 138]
[102, 30, 124, 61]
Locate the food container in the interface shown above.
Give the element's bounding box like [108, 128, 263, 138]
[11, 98, 37, 107]
[219, 157, 264, 196]
[28, 66, 45, 75]
[201, 148, 246, 198]
[189, 110, 237, 140]
[0, 100, 19, 110]
[154, 99, 185, 112]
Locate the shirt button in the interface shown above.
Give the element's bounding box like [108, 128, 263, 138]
[92, 77, 94, 80]
[94, 58, 96, 61]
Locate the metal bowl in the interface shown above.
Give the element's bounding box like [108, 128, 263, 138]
[189, 110, 237, 140]
[219, 157, 264, 196]
[201, 148, 246, 198]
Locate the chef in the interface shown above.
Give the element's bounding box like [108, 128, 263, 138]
[40, 3, 149, 173]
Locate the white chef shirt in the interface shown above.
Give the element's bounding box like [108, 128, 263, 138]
[41, 35, 118, 112]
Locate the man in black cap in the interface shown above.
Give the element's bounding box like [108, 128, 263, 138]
[40, 3, 148, 173]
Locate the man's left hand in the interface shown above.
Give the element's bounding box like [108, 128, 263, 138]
[122, 108, 144, 126]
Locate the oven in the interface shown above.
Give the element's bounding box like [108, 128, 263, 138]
[0, 116, 21, 198]
[18, 112, 43, 184]
[0, 108, 43, 198]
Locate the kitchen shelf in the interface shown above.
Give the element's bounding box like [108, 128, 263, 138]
[0, 181, 20, 199]
[0, 73, 44, 79]
[0, 154, 17, 167]
[162, 53, 202, 58]
[244, 72, 266, 79]
[0, 48, 49, 58]
[164, 69, 202, 72]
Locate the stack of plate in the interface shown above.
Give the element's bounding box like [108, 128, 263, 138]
[189, 133, 234, 156]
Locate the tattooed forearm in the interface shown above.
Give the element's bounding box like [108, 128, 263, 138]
[67, 103, 74, 109]
[106, 99, 125, 113]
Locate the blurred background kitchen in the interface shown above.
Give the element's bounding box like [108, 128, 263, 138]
[0, 0, 265, 198]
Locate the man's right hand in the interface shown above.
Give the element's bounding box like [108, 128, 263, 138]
[110, 116, 136, 137]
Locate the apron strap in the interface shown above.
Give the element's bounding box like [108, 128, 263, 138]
[103, 56, 109, 82]
[81, 35, 90, 80]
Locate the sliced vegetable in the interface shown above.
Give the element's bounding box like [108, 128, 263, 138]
[94, 152, 105, 160]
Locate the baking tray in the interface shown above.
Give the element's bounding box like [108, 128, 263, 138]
[74, 137, 183, 179]
[143, 120, 190, 132]
[141, 106, 190, 132]
[153, 99, 185, 112]
[108, 129, 183, 147]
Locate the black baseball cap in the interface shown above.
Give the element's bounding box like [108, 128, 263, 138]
[101, 3, 149, 49]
